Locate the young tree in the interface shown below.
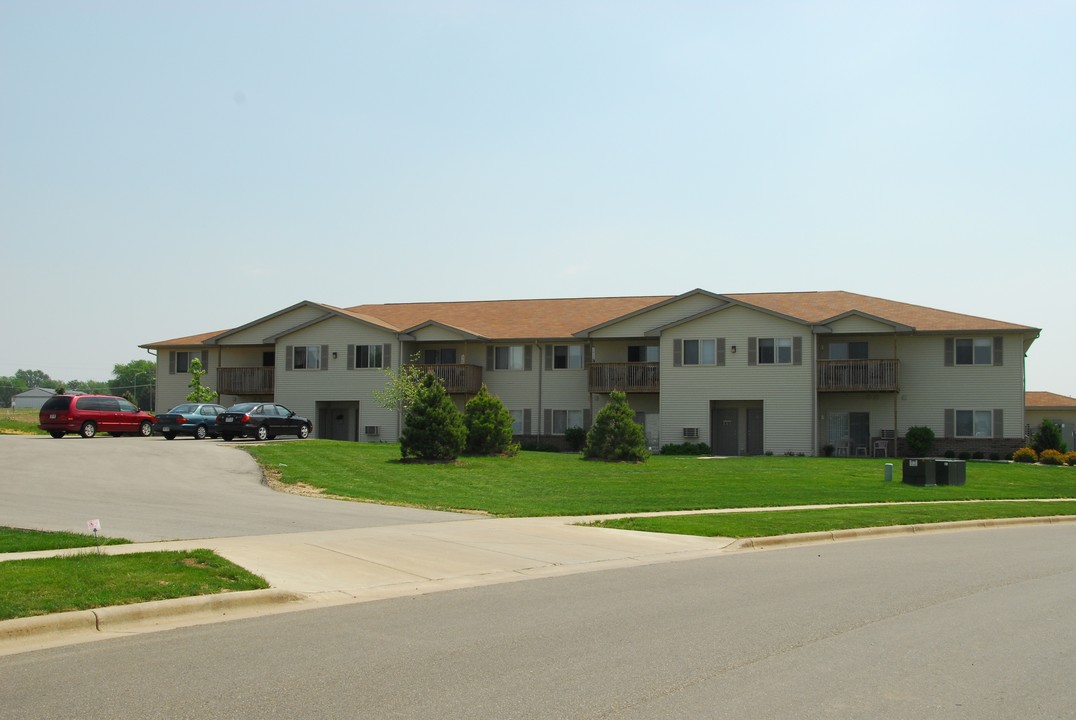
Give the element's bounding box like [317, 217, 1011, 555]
[185, 357, 218, 403]
[373, 353, 432, 413]
[1031, 418, 1067, 454]
[463, 385, 518, 456]
[400, 373, 466, 461]
[583, 390, 649, 462]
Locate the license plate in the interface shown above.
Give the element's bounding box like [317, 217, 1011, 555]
[225, 417, 234, 422]
[162, 427, 171, 432]
[49, 414, 56, 419]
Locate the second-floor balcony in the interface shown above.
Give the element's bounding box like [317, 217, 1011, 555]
[414, 364, 483, 395]
[589, 362, 660, 393]
[817, 359, 900, 393]
[218, 367, 275, 396]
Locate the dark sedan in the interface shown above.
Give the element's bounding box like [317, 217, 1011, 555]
[217, 402, 313, 442]
[152, 403, 227, 440]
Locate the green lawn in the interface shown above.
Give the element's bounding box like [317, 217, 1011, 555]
[0, 550, 269, 621]
[0, 527, 130, 553]
[595, 501, 1076, 537]
[0, 409, 45, 435]
[247, 441, 1076, 517]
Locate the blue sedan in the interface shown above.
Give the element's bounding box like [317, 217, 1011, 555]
[152, 403, 227, 440]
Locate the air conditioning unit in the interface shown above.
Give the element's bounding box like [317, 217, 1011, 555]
[683, 427, 699, 439]
[364, 426, 380, 436]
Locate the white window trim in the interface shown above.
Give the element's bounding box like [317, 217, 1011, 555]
[293, 345, 321, 370]
[552, 345, 584, 370]
[551, 409, 584, 435]
[955, 409, 993, 437]
[758, 337, 793, 365]
[955, 338, 993, 366]
[682, 339, 717, 366]
[495, 345, 525, 371]
[355, 344, 384, 369]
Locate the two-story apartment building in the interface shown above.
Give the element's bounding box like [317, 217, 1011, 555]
[141, 289, 1039, 456]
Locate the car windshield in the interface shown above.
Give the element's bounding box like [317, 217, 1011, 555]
[226, 403, 258, 413]
[169, 405, 196, 414]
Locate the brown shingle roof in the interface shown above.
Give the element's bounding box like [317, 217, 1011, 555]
[1026, 391, 1076, 409]
[725, 291, 1038, 333]
[141, 329, 231, 348]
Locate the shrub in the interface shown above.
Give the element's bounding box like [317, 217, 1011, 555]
[957, 451, 971, 461]
[972, 451, 985, 460]
[905, 426, 935, 456]
[519, 441, 561, 452]
[1031, 419, 1068, 454]
[944, 450, 956, 459]
[583, 391, 649, 462]
[563, 427, 588, 453]
[400, 374, 466, 461]
[463, 385, 518, 456]
[1012, 447, 1038, 463]
[821, 444, 835, 457]
[660, 442, 712, 456]
[1065, 452, 1076, 467]
[989, 452, 1001, 461]
[1039, 448, 1066, 466]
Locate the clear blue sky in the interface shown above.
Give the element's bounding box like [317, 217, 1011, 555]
[3, 2, 1074, 395]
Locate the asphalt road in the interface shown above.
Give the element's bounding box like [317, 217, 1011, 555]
[2, 524, 1074, 719]
[0, 434, 469, 540]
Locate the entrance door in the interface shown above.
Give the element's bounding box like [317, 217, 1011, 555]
[746, 407, 764, 455]
[714, 408, 738, 456]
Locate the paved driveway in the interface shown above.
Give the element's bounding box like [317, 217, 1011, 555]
[0, 435, 470, 541]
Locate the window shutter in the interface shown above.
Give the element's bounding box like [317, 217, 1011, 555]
[523, 408, 531, 435]
[993, 337, 1003, 366]
[321, 345, 329, 370]
[944, 338, 954, 367]
[584, 343, 592, 367]
[543, 408, 552, 436]
[486, 346, 495, 371]
[944, 409, 954, 438]
[383, 344, 392, 369]
[168, 352, 176, 375]
[285, 346, 294, 371]
[347, 345, 355, 370]
[748, 338, 757, 366]
[993, 408, 1003, 438]
[200, 350, 209, 368]
[793, 337, 802, 366]
[673, 339, 682, 367]
[583, 409, 592, 430]
[544, 344, 553, 371]
[715, 338, 726, 367]
[524, 345, 533, 371]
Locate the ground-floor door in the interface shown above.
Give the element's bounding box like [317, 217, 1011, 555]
[711, 401, 765, 456]
[316, 401, 361, 441]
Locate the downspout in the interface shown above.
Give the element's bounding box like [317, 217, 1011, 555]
[811, 328, 818, 455]
[536, 341, 543, 446]
[145, 348, 158, 411]
[893, 334, 898, 456]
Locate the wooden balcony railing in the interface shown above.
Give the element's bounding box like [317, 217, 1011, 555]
[217, 367, 275, 395]
[414, 364, 483, 395]
[588, 362, 660, 393]
[817, 359, 900, 393]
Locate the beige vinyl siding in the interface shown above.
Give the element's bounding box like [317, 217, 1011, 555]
[894, 334, 1026, 438]
[818, 336, 894, 360]
[1025, 409, 1076, 444]
[220, 305, 329, 345]
[818, 395, 900, 443]
[824, 316, 896, 334]
[155, 348, 216, 410]
[410, 326, 469, 343]
[541, 355, 589, 433]
[659, 305, 814, 454]
[274, 315, 399, 441]
[588, 295, 724, 339]
[591, 339, 659, 363]
[478, 342, 542, 429]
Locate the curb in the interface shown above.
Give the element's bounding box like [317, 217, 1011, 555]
[728, 514, 1076, 551]
[0, 589, 304, 643]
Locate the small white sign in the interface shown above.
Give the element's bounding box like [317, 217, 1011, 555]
[87, 519, 102, 533]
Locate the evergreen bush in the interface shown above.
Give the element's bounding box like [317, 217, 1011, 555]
[583, 391, 649, 462]
[905, 426, 935, 456]
[400, 374, 466, 461]
[1031, 419, 1068, 454]
[463, 385, 518, 456]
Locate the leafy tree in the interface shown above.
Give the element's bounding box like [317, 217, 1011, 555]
[110, 359, 156, 410]
[1031, 419, 1067, 454]
[905, 426, 935, 456]
[400, 374, 466, 461]
[15, 368, 55, 389]
[373, 353, 432, 413]
[583, 391, 649, 462]
[0, 376, 28, 406]
[463, 385, 518, 456]
[185, 357, 218, 403]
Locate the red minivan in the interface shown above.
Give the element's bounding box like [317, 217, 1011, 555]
[38, 394, 156, 439]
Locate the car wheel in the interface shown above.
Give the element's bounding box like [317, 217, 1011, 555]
[194, 425, 208, 440]
[298, 424, 310, 439]
[80, 422, 97, 439]
[163, 432, 176, 440]
[222, 433, 235, 442]
[139, 421, 153, 437]
[255, 425, 270, 442]
[49, 430, 65, 439]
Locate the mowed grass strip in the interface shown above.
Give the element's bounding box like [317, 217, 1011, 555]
[246, 441, 1076, 517]
[0, 527, 130, 553]
[595, 501, 1076, 538]
[0, 409, 45, 435]
[0, 550, 269, 621]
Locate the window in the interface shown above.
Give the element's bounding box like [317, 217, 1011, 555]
[175, 351, 193, 374]
[355, 344, 383, 369]
[552, 409, 583, 435]
[628, 345, 659, 362]
[955, 338, 992, 365]
[828, 342, 868, 360]
[510, 410, 524, 435]
[956, 410, 993, 437]
[423, 348, 457, 365]
[293, 346, 321, 370]
[683, 339, 716, 366]
[758, 338, 792, 365]
[495, 345, 525, 370]
[552, 345, 584, 369]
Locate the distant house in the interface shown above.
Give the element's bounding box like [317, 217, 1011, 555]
[1025, 392, 1076, 449]
[11, 387, 56, 410]
[141, 289, 1041, 456]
